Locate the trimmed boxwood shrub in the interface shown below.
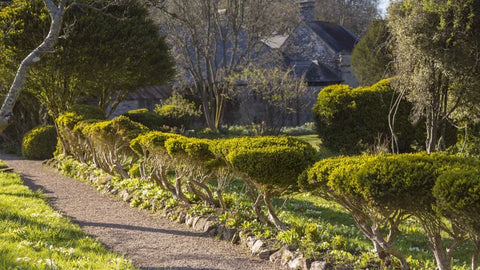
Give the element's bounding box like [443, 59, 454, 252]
[434, 169, 480, 235]
[56, 105, 106, 130]
[122, 108, 164, 130]
[154, 94, 201, 130]
[300, 152, 480, 269]
[312, 79, 418, 154]
[22, 125, 58, 160]
[212, 136, 316, 229]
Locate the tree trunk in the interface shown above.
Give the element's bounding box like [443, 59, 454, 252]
[430, 232, 452, 270]
[0, 0, 66, 133]
[264, 192, 288, 231]
[472, 238, 479, 270]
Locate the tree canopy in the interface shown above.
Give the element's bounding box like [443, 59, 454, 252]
[351, 19, 393, 86]
[387, 0, 480, 153]
[0, 0, 174, 121]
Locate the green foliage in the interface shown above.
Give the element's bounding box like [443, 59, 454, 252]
[122, 108, 164, 130]
[0, 0, 174, 118]
[387, 0, 480, 152]
[351, 19, 393, 86]
[83, 115, 148, 143]
[130, 131, 181, 156]
[0, 164, 135, 269]
[154, 93, 201, 130]
[21, 125, 57, 160]
[165, 137, 214, 162]
[212, 136, 316, 193]
[312, 79, 418, 154]
[301, 152, 480, 267]
[434, 169, 480, 235]
[56, 105, 106, 129]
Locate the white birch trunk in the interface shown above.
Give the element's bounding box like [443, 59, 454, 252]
[0, 0, 66, 133]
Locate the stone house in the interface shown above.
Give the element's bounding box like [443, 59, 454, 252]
[113, 0, 359, 126]
[235, 0, 359, 126]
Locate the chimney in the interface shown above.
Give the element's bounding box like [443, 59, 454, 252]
[298, 0, 315, 22]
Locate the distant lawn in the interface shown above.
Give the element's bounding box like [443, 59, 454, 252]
[0, 161, 136, 270]
[293, 134, 335, 159]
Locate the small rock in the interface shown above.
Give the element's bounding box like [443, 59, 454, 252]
[258, 248, 272, 260]
[310, 261, 331, 270]
[231, 231, 240, 244]
[220, 227, 235, 241]
[185, 214, 194, 227]
[119, 190, 132, 202]
[194, 217, 207, 232]
[103, 183, 113, 193]
[251, 239, 264, 255]
[191, 216, 201, 229]
[270, 246, 294, 265]
[288, 256, 310, 270]
[110, 188, 119, 195]
[177, 212, 187, 224]
[246, 236, 257, 249]
[203, 220, 217, 233]
[89, 175, 97, 183]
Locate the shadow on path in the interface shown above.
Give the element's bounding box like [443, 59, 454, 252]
[76, 221, 207, 238]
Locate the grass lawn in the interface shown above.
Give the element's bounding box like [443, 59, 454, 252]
[0, 160, 136, 270]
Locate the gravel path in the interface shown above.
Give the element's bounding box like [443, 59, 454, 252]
[0, 154, 285, 270]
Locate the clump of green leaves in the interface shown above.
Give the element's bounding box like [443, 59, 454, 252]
[21, 125, 57, 160]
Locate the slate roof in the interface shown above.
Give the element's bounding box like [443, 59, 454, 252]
[125, 85, 171, 100]
[306, 21, 359, 53]
[287, 59, 342, 85]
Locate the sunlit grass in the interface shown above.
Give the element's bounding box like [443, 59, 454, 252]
[0, 167, 136, 270]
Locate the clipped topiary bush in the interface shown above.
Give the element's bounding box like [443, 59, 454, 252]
[56, 105, 106, 130]
[300, 152, 480, 269]
[212, 136, 316, 230]
[122, 108, 164, 130]
[22, 125, 58, 160]
[154, 93, 201, 130]
[312, 79, 418, 154]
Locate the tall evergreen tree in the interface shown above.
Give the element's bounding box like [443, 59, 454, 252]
[351, 19, 393, 86]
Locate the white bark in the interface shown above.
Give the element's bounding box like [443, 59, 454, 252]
[0, 0, 68, 133]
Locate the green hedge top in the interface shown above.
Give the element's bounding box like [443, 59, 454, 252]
[82, 115, 149, 143]
[312, 79, 417, 153]
[302, 153, 480, 214]
[122, 108, 164, 130]
[130, 131, 181, 156]
[212, 136, 316, 193]
[56, 105, 106, 129]
[165, 137, 214, 162]
[434, 169, 480, 234]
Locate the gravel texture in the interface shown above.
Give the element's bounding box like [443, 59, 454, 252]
[1, 154, 285, 270]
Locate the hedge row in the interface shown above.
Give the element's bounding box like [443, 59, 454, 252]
[56, 105, 480, 268]
[300, 153, 480, 270]
[57, 105, 315, 230]
[312, 79, 421, 154]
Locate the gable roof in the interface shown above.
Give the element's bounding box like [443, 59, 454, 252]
[306, 21, 359, 53]
[288, 59, 342, 85]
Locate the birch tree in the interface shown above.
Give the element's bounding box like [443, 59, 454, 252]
[0, 0, 68, 133]
[0, 0, 169, 133]
[152, 0, 299, 131]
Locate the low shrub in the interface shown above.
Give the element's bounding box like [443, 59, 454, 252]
[122, 108, 164, 130]
[212, 136, 316, 230]
[301, 152, 480, 269]
[312, 79, 419, 154]
[154, 93, 201, 130]
[56, 105, 106, 130]
[21, 125, 57, 160]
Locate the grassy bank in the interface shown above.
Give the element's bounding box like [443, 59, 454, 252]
[0, 160, 136, 270]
